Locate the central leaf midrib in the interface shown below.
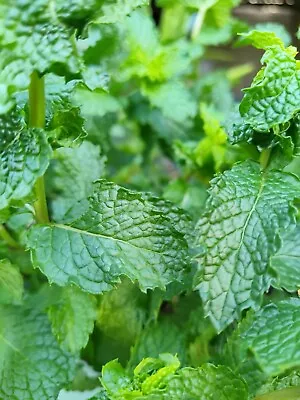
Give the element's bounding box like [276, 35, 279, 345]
[52, 223, 171, 256]
[218, 171, 266, 320]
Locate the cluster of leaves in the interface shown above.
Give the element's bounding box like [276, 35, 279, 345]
[0, 0, 300, 399]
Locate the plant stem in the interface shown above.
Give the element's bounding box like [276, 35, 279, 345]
[29, 71, 49, 224]
[0, 224, 21, 249]
[259, 148, 272, 170]
[191, 6, 206, 41]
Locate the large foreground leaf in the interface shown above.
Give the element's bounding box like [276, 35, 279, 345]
[0, 305, 75, 399]
[0, 110, 52, 210]
[28, 180, 190, 294]
[195, 160, 300, 331]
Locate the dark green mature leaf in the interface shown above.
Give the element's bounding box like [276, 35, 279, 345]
[128, 320, 187, 368]
[48, 141, 105, 221]
[0, 259, 23, 305]
[0, 304, 75, 399]
[195, 160, 300, 332]
[28, 180, 190, 294]
[223, 105, 254, 145]
[271, 224, 300, 292]
[240, 39, 300, 131]
[48, 286, 97, 353]
[242, 299, 300, 376]
[0, 109, 52, 210]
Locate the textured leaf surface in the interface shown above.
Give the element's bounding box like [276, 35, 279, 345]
[0, 110, 52, 210]
[242, 299, 300, 376]
[240, 45, 300, 131]
[0, 259, 23, 305]
[223, 105, 254, 145]
[48, 286, 97, 353]
[0, 305, 75, 399]
[28, 180, 189, 294]
[150, 364, 248, 400]
[271, 224, 300, 292]
[48, 141, 105, 221]
[102, 359, 248, 400]
[196, 160, 300, 331]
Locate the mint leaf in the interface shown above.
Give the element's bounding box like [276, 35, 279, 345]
[142, 81, 196, 124]
[151, 364, 248, 400]
[271, 224, 300, 292]
[194, 103, 227, 170]
[242, 299, 300, 376]
[48, 141, 106, 221]
[237, 30, 285, 50]
[102, 358, 248, 400]
[97, 279, 147, 345]
[0, 259, 23, 305]
[128, 320, 187, 368]
[195, 160, 300, 332]
[240, 40, 300, 131]
[97, 0, 149, 24]
[28, 180, 190, 293]
[48, 286, 97, 353]
[0, 304, 75, 399]
[0, 109, 52, 210]
[223, 105, 254, 144]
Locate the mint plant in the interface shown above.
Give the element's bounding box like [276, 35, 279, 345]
[0, 1, 300, 399]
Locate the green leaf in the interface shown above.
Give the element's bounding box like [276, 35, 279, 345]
[194, 103, 227, 171]
[242, 299, 300, 376]
[251, 23, 291, 47]
[97, 279, 147, 345]
[195, 160, 300, 332]
[240, 44, 300, 131]
[257, 370, 300, 398]
[97, 0, 149, 24]
[0, 259, 23, 305]
[28, 180, 190, 294]
[0, 109, 52, 210]
[0, 304, 75, 399]
[128, 320, 187, 368]
[223, 311, 267, 393]
[237, 30, 285, 50]
[223, 105, 254, 145]
[101, 360, 133, 397]
[271, 224, 300, 292]
[48, 141, 106, 221]
[48, 286, 97, 353]
[45, 79, 87, 148]
[142, 81, 197, 124]
[149, 364, 248, 400]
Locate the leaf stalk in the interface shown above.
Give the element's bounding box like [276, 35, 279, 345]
[0, 225, 21, 249]
[29, 71, 49, 224]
